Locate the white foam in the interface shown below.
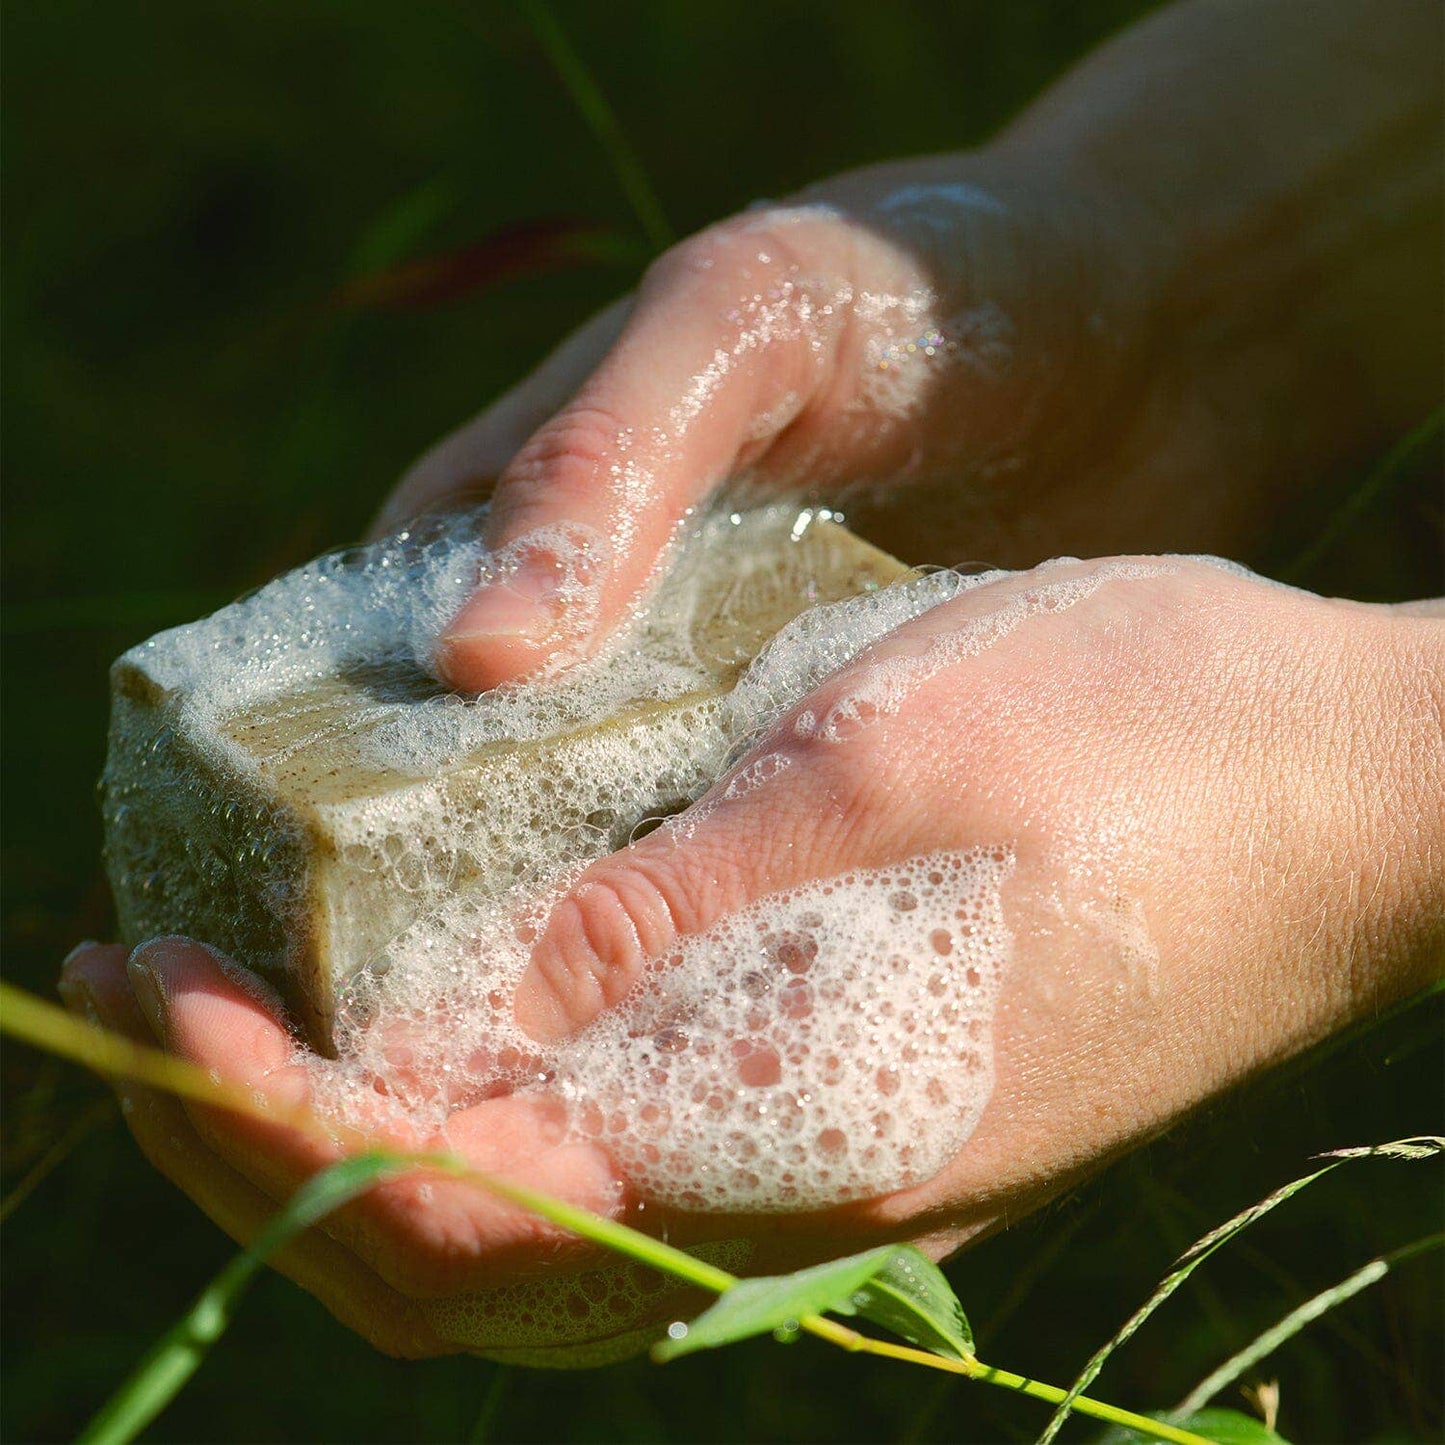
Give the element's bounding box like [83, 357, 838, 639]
[797, 559, 1177, 745]
[554, 848, 1012, 1211]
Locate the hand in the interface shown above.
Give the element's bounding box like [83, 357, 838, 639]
[61, 559, 1444, 1358]
[378, 176, 1141, 693]
[377, 0, 1441, 693]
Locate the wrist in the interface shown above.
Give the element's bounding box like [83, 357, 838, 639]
[1364, 609, 1445, 997]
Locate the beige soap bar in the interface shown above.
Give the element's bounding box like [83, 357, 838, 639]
[103, 511, 907, 1051]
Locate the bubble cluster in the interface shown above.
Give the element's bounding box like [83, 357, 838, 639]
[420, 1239, 752, 1364]
[555, 849, 1012, 1210]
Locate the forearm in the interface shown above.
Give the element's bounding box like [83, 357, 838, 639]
[775, 1, 1440, 566]
[996, 0, 1444, 489]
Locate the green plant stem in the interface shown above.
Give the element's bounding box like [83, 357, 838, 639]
[513, 0, 673, 253]
[0, 982, 345, 1143]
[78, 1151, 412, 1445]
[0, 983, 1264, 1445]
[800, 1316, 1212, 1445]
[0, 1096, 113, 1222]
[1175, 1232, 1445, 1415]
[419, 1164, 1199, 1444]
[1039, 1137, 1443, 1443]
[467, 1367, 511, 1445]
[420, 1152, 739, 1293]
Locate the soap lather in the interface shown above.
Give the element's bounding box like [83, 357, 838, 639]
[101, 507, 906, 1053]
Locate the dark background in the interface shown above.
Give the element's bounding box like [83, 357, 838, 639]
[3, 2, 1441, 1441]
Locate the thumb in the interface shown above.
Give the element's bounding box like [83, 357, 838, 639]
[436, 216, 854, 692]
[513, 701, 919, 1044]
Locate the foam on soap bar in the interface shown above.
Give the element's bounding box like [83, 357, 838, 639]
[101, 505, 908, 1050]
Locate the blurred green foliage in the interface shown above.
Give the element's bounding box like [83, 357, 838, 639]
[2, 2, 1440, 1441]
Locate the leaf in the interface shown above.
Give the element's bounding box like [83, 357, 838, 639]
[1096, 1407, 1290, 1444]
[1039, 1138, 1443, 1443]
[651, 1245, 900, 1362]
[335, 216, 641, 312]
[78, 1150, 413, 1445]
[346, 175, 462, 278]
[849, 1244, 974, 1360]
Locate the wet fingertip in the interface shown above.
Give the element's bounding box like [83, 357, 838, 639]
[434, 625, 553, 695]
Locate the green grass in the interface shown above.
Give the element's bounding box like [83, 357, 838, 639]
[2, 2, 1441, 1441]
[9, 984, 1437, 1445]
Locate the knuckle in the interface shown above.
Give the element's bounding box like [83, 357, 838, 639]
[535, 866, 677, 1027]
[500, 401, 629, 504]
[644, 218, 803, 300]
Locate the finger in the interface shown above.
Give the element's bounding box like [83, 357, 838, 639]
[435, 212, 858, 691]
[125, 937, 329, 1195]
[511, 643, 942, 1043]
[59, 944, 445, 1356]
[129, 938, 638, 1295]
[370, 298, 633, 539]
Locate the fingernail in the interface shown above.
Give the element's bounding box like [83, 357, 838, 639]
[443, 556, 565, 647]
[127, 937, 188, 1043]
[61, 939, 101, 971]
[58, 976, 102, 1027]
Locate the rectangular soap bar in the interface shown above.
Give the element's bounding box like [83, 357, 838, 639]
[102, 510, 906, 1051]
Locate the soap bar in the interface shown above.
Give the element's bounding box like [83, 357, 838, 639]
[102, 509, 906, 1051]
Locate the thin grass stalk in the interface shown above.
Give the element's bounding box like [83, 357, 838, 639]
[1174, 1232, 1445, 1416]
[1038, 1138, 1443, 1443]
[1283, 405, 1444, 583]
[513, 0, 673, 253]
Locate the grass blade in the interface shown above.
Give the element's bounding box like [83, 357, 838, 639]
[1099, 1407, 1289, 1444]
[3, 983, 1210, 1445]
[1037, 1138, 1444, 1443]
[77, 1150, 413, 1445]
[1175, 1232, 1444, 1416]
[346, 174, 462, 278]
[513, 0, 672, 253]
[0, 1096, 113, 1223]
[467, 1367, 511, 1444]
[0, 982, 341, 1145]
[1281, 405, 1444, 584]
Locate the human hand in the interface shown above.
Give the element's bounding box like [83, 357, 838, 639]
[378, 0, 1441, 695]
[60, 558, 1444, 1359]
[378, 167, 1134, 693]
